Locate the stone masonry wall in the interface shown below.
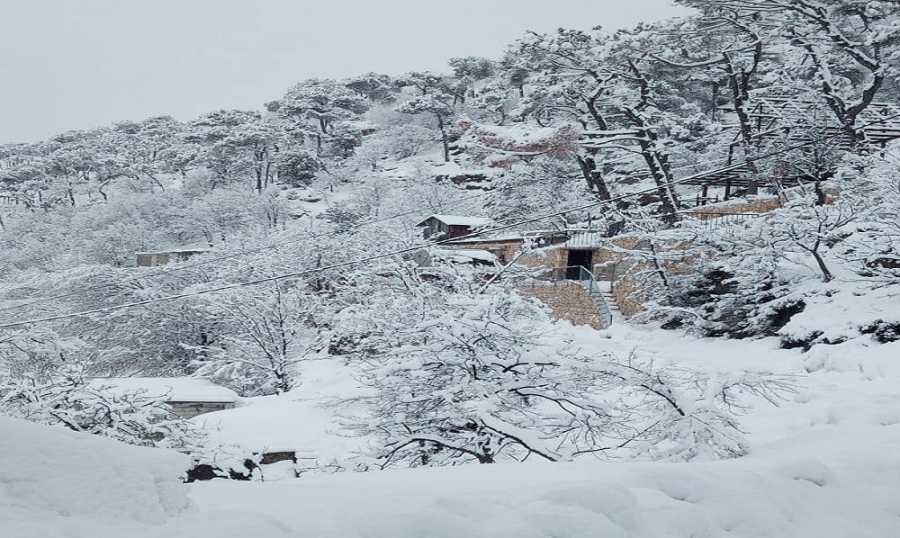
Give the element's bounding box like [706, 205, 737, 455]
[445, 240, 523, 265]
[518, 247, 567, 270]
[686, 195, 783, 218]
[589, 235, 709, 318]
[169, 401, 235, 419]
[518, 282, 607, 330]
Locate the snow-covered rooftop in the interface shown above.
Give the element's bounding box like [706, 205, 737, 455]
[433, 249, 498, 264]
[89, 377, 239, 403]
[566, 231, 607, 249]
[419, 214, 493, 227]
[134, 248, 210, 256]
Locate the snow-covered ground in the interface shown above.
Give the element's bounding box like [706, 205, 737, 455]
[184, 431, 900, 537]
[176, 319, 900, 537]
[192, 358, 371, 472]
[5, 319, 900, 537]
[0, 415, 189, 538]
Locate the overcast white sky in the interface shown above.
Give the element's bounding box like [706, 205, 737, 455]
[1, 0, 689, 143]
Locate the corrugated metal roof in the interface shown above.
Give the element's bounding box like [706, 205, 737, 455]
[418, 214, 493, 227]
[566, 232, 607, 249]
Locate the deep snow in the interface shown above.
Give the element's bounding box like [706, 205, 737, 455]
[178, 318, 900, 537]
[4, 318, 900, 537]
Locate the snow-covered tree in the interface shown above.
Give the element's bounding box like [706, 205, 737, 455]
[330, 264, 789, 466]
[397, 94, 456, 163]
[0, 361, 198, 449]
[192, 282, 321, 396]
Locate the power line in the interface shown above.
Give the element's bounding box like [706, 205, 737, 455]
[0, 190, 488, 314]
[0, 124, 738, 315]
[1, 111, 897, 329]
[0, 174, 710, 330]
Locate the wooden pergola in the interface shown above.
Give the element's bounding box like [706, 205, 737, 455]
[679, 161, 764, 203]
[746, 96, 900, 146]
[682, 96, 900, 203]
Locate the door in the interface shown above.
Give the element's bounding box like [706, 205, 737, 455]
[566, 250, 593, 280]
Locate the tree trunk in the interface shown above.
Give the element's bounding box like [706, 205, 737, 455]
[576, 155, 612, 201]
[810, 248, 834, 283]
[437, 114, 450, 163]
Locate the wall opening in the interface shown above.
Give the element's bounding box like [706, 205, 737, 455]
[566, 250, 593, 280]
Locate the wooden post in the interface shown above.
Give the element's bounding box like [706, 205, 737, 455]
[701, 184, 709, 205]
[724, 178, 732, 200]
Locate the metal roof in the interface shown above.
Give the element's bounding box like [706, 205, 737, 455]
[416, 214, 493, 227]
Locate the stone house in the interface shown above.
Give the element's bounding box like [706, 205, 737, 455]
[437, 196, 790, 325]
[90, 377, 239, 418]
[416, 214, 493, 240]
[136, 248, 209, 267]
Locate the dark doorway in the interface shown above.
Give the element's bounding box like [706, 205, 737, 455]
[566, 250, 593, 280]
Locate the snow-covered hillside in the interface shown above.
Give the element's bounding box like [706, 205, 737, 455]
[4, 0, 900, 536]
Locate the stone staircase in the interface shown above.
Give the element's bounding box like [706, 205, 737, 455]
[593, 280, 622, 325]
[517, 266, 616, 330]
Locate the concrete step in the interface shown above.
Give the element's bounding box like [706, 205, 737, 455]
[599, 293, 619, 310]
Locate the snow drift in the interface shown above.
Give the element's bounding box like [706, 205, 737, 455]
[188, 426, 900, 538]
[0, 415, 189, 538]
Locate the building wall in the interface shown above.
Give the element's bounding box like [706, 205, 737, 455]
[421, 219, 449, 239]
[136, 253, 172, 267]
[517, 281, 606, 330]
[447, 225, 471, 239]
[687, 195, 783, 218]
[518, 247, 567, 270]
[446, 240, 524, 265]
[169, 401, 235, 419]
[136, 250, 207, 267]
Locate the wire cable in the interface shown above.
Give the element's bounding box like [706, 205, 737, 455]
[1, 111, 896, 328]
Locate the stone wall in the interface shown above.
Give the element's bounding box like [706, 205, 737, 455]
[447, 236, 571, 267]
[169, 401, 236, 419]
[518, 247, 567, 270]
[136, 252, 173, 267]
[445, 240, 523, 265]
[586, 234, 709, 318]
[686, 195, 783, 218]
[136, 250, 208, 268]
[517, 281, 606, 330]
[686, 184, 841, 219]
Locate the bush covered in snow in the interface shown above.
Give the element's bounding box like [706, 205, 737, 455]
[0, 361, 199, 450]
[327, 266, 793, 467]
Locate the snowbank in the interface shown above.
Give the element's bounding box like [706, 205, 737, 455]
[177, 322, 900, 537]
[0, 415, 189, 538]
[779, 281, 900, 350]
[188, 427, 900, 537]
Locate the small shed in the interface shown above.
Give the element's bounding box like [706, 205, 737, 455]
[90, 377, 239, 418]
[136, 248, 209, 267]
[417, 214, 493, 240]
